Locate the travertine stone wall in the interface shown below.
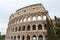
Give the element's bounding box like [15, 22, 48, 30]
[5, 3, 50, 40]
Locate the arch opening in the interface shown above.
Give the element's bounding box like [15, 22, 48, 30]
[18, 26, 21, 31]
[32, 35, 36, 40]
[22, 26, 25, 31]
[37, 16, 41, 21]
[14, 36, 16, 40]
[28, 17, 31, 22]
[20, 19, 22, 23]
[38, 35, 43, 40]
[32, 17, 36, 21]
[43, 16, 46, 20]
[32, 25, 36, 30]
[38, 24, 42, 30]
[27, 25, 30, 30]
[15, 27, 17, 32]
[18, 35, 20, 40]
[23, 18, 26, 22]
[27, 35, 30, 40]
[22, 36, 25, 40]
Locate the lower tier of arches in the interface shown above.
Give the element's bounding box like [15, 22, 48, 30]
[5, 35, 47, 40]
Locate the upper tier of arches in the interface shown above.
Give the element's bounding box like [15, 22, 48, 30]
[9, 3, 48, 21]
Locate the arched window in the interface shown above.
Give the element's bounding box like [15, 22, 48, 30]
[22, 26, 25, 31]
[43, 16, 46, 20]
[32, 35, 36, 40]
[18, 35, 20, 40]
[32, 17, 36, 21]
[20, 19, 22, 23]
[18, 26, 21, 31]
[14, 36, 16, 40]
[38, 24, 42, 30]
[27, 35, 30, 40]
[23, 18, 26, 22]
[28, 17, 31, 22]
[11, 36, 13, 40]
[15, 27, 17, 32]
[22, 36, 25, 40]
[38, 35, 43, 40]
[32, 25, 36, 30]
[17, 20, 19, 23]
[37, 16, 41, 21]
[12, 28, 14, 32]
[44, 24, 46, 30]
[27, 25, 30, 30]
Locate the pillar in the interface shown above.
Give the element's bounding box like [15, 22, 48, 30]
[37, 36, 38, 40]
[26, 17, 28, 22]
[42, 24, 44, 31]
[36, 24, 38, 31]
[31, 24, 32, 31]
[30, 35, 32, 40]
[43, 35, 45, 40]
[35, 16, 38, 21]
[31, 16, 33, 22]
[41, 15, 43, 21]
[25, 35, 27, 40]
[20, 35, 22, 40]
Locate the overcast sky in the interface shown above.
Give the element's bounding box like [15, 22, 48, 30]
[0, 0, 60, 35]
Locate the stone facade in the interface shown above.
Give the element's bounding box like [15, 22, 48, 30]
[5, 3, 50, 40]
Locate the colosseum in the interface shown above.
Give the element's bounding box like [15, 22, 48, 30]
[5, 3, 50, 40]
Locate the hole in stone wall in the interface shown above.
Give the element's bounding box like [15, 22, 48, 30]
[32, 17, 36, 21]
[28, 17, 31, 22]
[43, 16, 46, 20]
[33, 35, 36, 40]
[20, 19, 22, 23]
[23, 18, 26, 22]
[37, 16, 41, 21]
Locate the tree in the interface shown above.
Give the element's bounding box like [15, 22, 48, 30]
[46, 18, 56, 40]
[54, 16, 60, 40]
[0, 32, 1, 35]
[0, 32, 5, 40]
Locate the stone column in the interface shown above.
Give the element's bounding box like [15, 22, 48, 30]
[31, 24, 32, 31]
[26, 17, 28, 22]
[20, 35, 22, 40]
[25, 35, 27, 40]
[43, 35, 45, 40]
[37, 36, 38, 40]
[36, 24, 38, 31]
[42, 24, 44, 31]
[35, 16, 38, 21]
[31, 16, 33, 22]
[25, 25, 27, 31]
[41, 15, 43, 21]
[30, 35, 32, 40]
